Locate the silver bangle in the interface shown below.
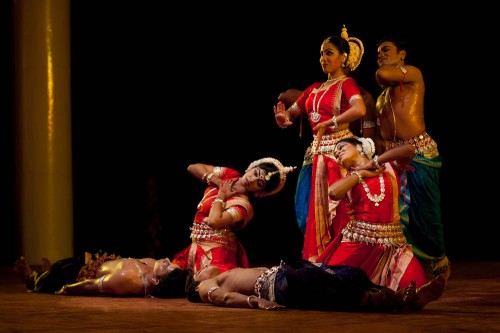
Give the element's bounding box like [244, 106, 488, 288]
[247, 295, 258, 309]
[373, 155, 382, 170]
[212, 198, 226, 209]
[207, 286, 220, 303]
[331, 115, 338, 129]
[352, 171, 362, 183]
[206, 173, 214, 185]
[201, 172, 211, 183]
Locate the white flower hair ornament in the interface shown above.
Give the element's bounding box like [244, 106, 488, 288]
[358, 137, 375, 160]
[246, 157, 296, 197]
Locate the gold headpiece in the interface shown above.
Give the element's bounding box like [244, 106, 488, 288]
[246, 157, 296, 197]
[341, 24, 364, 71]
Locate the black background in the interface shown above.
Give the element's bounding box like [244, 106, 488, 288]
[1, 2, 495, 265]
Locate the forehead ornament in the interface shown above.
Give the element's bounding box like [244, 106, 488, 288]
[246, 157, 296, 197]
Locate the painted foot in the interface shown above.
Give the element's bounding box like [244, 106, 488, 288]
[395, 280, 417, 311]
[410, 273, 446, 311]
[41, 257, 52, 271]
[431, 256, 451, 285]
[14, 256, 36, 291]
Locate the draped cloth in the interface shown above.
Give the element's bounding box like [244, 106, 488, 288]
[317, 163, 428, 290]
[292, 77, 360, 262]
[400, 153, 445, 261]
[172, 167, 253, 273]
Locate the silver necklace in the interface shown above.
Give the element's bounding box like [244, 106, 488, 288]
[359, 174, 385, 206]
[310, 75, 346, 123]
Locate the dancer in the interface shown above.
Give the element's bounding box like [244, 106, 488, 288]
[375, 35, 449, 280]
[186, 259, 446, 312]
[273, 25, 366, 262]
[172, 157, 295, 273]
[317, 138, 428, 290]
[14, 254, 190, 297]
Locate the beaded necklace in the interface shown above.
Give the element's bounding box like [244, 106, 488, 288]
[359, 174, 385, 206]
[310, 75, 346, 123]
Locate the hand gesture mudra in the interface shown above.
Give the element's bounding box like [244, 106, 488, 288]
[218, 178, 242, 199]
[273, 101, 293, 129]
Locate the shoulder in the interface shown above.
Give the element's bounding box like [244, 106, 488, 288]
[305, 82, 323, 92]
[403, 65, 423, 82]
[341, 77, 361, 96]
[220, 167, 241, 179]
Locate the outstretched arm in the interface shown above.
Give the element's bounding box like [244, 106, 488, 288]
[376, 64, 421, 86]
[55, 277, 105, 296]
[56, 273, 141, 297]
[353, 144, 415, 171]
[187, 163, 226, 188]
[328, 168, 382, 201]
[199, 281, 284, 310]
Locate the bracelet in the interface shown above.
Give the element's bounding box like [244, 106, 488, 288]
[331, 115, 338, 129]
[207, 286, 220, 303]
[212, 198, 226, 209]
[201, 172, 210, 183]
[247, 295, 258, 309]
[352, 171, 362, 183]
[373, 155, 382, 170]
[206, 173, 214, 185]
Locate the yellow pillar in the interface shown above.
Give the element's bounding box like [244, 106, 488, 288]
[13, 0, 73, 263]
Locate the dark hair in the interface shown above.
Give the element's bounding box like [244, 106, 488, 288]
[258, 162, 280, 194]
[376, 35, 412, 64]
[155, 268, 192, 298]
[337, 137, 362, 147]
[323, 36, 351, 56]
[185, 270, 203, 303]
[323, 36, 351, 70]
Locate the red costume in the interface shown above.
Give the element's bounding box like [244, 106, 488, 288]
[292, 77, 360, 262]
[172, 167, 253, 273]
[317, 162, 428, 290]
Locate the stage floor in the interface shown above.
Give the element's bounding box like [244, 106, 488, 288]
[1, 261, 499, 333]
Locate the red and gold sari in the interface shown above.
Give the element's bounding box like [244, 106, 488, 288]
[172, 167, 253, 273]
[317, 162, 428, 290]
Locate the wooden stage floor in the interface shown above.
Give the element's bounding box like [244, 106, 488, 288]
[1, 261, 499, 333]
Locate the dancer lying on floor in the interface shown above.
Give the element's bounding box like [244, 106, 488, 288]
[185, 259, 446, 312]
[14, 253, 190, 298]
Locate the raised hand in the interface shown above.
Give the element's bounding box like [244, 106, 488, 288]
[273, 102, 293, 128]
[218, 178, 241, 200]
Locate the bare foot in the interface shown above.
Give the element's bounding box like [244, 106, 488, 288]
[432, 257, 451, 286]
[410, 273, 446, 311]
[14, 256, 36, 290]
[14, 256, 32, 278]
[395, 280, 417, 311]
[41, 257, 52, 271]
[84, 252, 92, 264]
